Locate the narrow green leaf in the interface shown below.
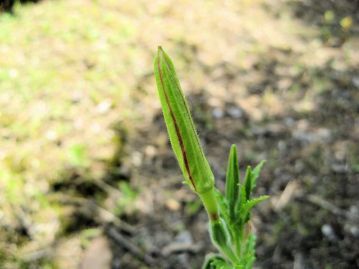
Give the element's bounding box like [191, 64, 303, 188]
[236, 183, 269, 222]
[241, 234, 256, 269]
[250, 160, 265, 191]
[244, 166, 252, 201]
[214, 189, 230, 224]
[209, 218, 231, 250]
[240, 195, 269, 224]
[234, 168, 249, 215]
[153, 47, 214, 194]
[242, 195, 270, 214]
[225, 144, 240, 221]
[202, 254, 230, 269]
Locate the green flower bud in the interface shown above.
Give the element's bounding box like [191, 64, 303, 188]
[153, 47, 214, 194]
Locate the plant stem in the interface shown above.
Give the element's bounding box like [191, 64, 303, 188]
[199, 188, 219, 221]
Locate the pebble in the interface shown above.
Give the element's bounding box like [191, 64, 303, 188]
[349, 226, 359, 238]
[165, 198, 181, 211]
[352, 76, 359, 88]
[96, 100, 112, 114]
[321, 224, 337, 241]
[227, 106, 243, 118]
[144, 145, 157, 158]
[175, 230, 193, 244]
[131, 151, 142, 167]
[293, 128, 331, 144]
[212, 107, 224, 119]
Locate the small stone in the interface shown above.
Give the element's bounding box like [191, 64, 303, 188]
[277, 141, 286, 152]
[284, 117, 295, 127]
[96, 100, 112, 114]
[131, 152, 142, 167]
[175, 230, 193, 244]
[165, 198, 181, 211]
[144, 145, 156, 157]
[350, 226, 359, 238]
[212, 107, 224, 119]
[321, 224, 337, 241]
[331, 163, 348, 173]
[227, 106, 243, 118]
[352, 76, 359, 88]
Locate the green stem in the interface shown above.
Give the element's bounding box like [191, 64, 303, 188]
[201, 189, 236, 264]
[199, 187, 219, 221]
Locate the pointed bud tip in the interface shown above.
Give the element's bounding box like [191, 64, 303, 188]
[157, 46, 165, 57]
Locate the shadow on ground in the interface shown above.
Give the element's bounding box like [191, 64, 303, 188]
[116, 42, 359, 268]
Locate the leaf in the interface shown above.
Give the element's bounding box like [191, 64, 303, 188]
[225, 144, 240, 221]
[240, 195, 269, 224]
[242, 161, 265, 202]
[209, 218, 231, 251]
[241, 195, 270, 214]
[214, 189, 230, 224]
[234, 170, 248, 216]
[153, 47, 214, 194]
[202, 254, 230, 269]
[235, 162, 266, 223]
[243, 166, 252, 201]
[250, 160, 265, 191]
[241, 234, 256, 269]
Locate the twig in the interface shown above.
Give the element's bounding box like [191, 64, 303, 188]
[162, 242, 202, 256]
[307, 194, 347, 218]
[106, 226, 156, 266]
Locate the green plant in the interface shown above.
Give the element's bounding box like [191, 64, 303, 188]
[115, 181, 138, 215]
[154, 47, 269, 269]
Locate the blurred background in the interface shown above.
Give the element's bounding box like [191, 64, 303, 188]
[0, 0, 358, 268]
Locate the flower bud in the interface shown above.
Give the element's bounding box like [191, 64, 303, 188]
[154, 47, 214, 194]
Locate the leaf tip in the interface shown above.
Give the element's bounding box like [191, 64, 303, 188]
[230, 144, 237, 154]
